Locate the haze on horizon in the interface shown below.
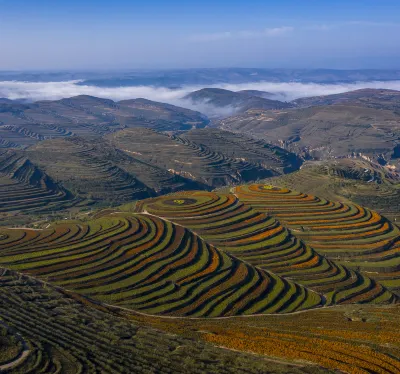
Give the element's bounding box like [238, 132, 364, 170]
[1, 0, 400, 71]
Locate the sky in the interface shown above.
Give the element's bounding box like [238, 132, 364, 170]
[0, 0, 400, 70]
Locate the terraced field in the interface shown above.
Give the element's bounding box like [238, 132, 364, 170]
[0, 149, 78, 224]
[262, 159, 400, 221]
[139, 191, 397, 305]
[181, 128, 301, 173]
[0, 213, 322, 317]
[1, 268, 314, 374]
[1, 182, 400, 373]
[107, 127, 297, 187]
[26, 136, 205, 200]
[2, 127, 302, 224]
[25, 137, 156, 203]
[235, 184, 400, 294]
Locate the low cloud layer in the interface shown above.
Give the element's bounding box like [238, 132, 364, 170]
[1, 79, 400, 117]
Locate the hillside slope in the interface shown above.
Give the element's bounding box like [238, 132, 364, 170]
[0, 149, 80, 225]
[139, 191, 397, 304]
[261, 159, 400, 221]
[235, 184, 400, 295]
[219, 104, 400, 164]
[0, 268, 318, 374]
[107, 127, 300, 187]
[0, 212, 323, 317]
[25, 137, 155, 203]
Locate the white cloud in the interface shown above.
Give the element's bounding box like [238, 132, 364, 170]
[189, 26, 293, 42]
[1, 79, 400, 116]
[264, 26, 293, 36]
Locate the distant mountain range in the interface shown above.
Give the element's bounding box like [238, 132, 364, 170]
[2, 68, 400, 87]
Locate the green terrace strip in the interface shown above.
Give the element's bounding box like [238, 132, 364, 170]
[0, 213, 323, 317]
[235, 184, 400, 295]
[140, 191, 397, 305]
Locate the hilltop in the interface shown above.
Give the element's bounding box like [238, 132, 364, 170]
[184, 88, 290, 117]
[237, 89, 276, 99]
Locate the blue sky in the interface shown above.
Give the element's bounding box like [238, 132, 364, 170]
[1, 0, 400, 70]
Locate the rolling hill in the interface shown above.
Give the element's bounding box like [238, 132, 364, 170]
[235, 184, 400, 295]
[218, 102, 400, 164]
[107, 127, 300, 187]
[138, 191, 397, 303]
[180, 128, 301, 173]
[0, 95, 209, 149]
[0, 127, 302, 225]
[24, 136, 201, 200]
[260, 158, 400, 222]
